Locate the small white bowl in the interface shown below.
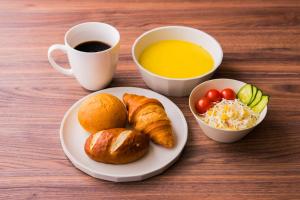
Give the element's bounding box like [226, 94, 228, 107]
[132, 26, 223, 97]
[189, 79, 267, 143]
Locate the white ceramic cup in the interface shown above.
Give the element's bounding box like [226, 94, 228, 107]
[132, 26, 223, 97]
[48, 22, 120, 91]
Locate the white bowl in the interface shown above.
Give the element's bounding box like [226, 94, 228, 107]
[132, 26, 223, 97]
[189, 79, 268, 143]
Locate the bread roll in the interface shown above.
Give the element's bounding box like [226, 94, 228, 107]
[85, 128, 149, 164]
[78, 93, 127, 134]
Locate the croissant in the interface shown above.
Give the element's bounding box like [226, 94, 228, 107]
[123, 93, 175, 148]
[85, 128, 149, 164]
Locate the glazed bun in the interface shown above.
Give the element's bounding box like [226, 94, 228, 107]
[78, 93, 127, 134]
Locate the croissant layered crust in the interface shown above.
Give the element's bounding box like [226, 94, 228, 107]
[123, 93, 175, 148]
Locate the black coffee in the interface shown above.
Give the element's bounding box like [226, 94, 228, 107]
[74, 41, 111, 52]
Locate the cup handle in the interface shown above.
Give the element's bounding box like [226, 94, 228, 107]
[48, 44, 73, 76]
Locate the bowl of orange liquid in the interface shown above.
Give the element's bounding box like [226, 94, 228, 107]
[132, 26, 223, 97]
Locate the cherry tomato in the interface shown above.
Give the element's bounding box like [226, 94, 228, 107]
[195, 97, 213, 114]
[205, 89, 222, 102]
[221, 88, 236, 100]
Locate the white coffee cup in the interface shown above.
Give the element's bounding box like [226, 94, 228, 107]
[48, 22, 120, 90]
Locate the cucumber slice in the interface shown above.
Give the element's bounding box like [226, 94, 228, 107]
[249, 86, 258, 105]
[237, 84, 253, 105]
[252, 95, 269, 113]
[249, 90, 262, 108]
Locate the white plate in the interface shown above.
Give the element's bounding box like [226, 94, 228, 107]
[60, 87, 188, 182]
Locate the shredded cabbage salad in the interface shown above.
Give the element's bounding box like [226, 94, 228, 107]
[200, 99, 259, 130]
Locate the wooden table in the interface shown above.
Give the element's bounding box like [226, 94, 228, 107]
[1, 0, 300, 199]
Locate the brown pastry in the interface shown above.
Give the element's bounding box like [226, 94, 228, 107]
[78, 93, 127, 134]
[85, 128, 149, 164]
[123, 93, 175, 148]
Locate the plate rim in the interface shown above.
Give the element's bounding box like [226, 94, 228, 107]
[59, 86, 188, 182]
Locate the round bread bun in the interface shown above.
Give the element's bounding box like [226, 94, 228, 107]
[78, 93, 127, 134]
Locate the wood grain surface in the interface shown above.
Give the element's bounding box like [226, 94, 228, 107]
[0, 0, 300, 199]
